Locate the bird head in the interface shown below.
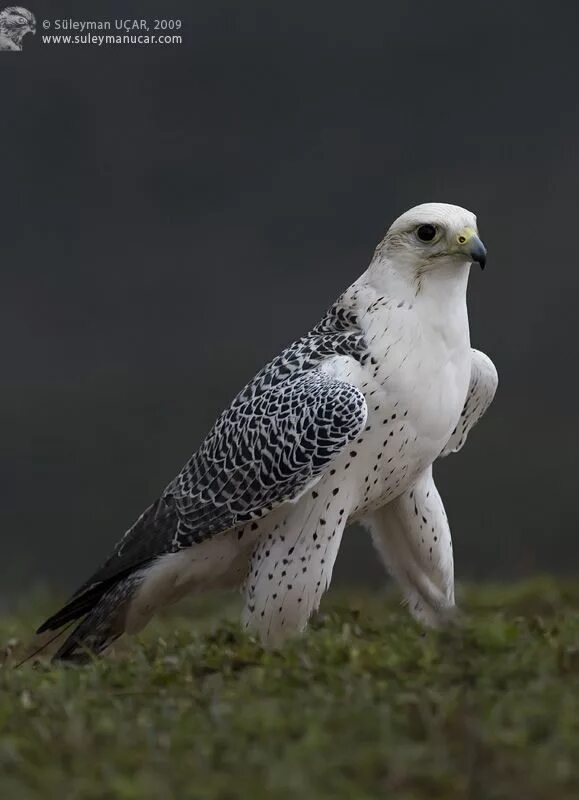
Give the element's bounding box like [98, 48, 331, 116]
[0, 7, 36, 43]
[374, 203, 487, 281]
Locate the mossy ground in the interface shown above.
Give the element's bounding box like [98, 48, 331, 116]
[2, 579, 579, 799]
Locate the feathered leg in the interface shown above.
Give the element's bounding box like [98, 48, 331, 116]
[243, 478, 353, 646]
[364, 466, 455, 627]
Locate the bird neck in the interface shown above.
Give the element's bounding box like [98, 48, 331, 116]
[364, 255, 471, 311]
[347, 256, 471, 352]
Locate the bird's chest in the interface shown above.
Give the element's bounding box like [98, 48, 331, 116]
[347, 305, 471, 513]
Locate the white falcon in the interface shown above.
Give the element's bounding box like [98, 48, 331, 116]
[37, 203, 497, 660]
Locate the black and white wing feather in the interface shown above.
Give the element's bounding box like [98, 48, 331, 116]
[168, 370, 367, 545]
[38, 303, 368, 636]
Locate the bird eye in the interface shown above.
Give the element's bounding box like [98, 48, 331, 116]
[416, 224, 438, 242]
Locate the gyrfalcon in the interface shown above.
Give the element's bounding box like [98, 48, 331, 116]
[36, 203, 498, 661]
[0, 7, 35, 51]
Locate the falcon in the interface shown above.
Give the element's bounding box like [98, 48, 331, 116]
[36, 203, 497, 661]
[0, 7, 35, 51]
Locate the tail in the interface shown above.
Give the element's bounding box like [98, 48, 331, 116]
[31, 573, 142, 664]
[55, 575, 142, 662]
[31, 496, 178, 664]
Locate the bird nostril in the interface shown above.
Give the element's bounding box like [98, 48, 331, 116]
[457, 235, 467, 244]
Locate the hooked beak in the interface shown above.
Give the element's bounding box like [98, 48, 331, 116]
[455, 227, 487, 270]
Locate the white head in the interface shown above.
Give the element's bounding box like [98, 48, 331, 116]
[372, 203, 486, 284]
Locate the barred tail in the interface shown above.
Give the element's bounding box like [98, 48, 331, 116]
[51, 575, 141, 663]
[33, 496, 178, 664]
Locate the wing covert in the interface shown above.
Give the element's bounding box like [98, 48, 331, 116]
[167, 369, 367, 546]
[56, 367, 367, 612]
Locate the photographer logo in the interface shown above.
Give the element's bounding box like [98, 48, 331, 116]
[0, 6, 35, 51]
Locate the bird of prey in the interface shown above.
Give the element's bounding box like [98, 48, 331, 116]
[0, 7, 35, 51]
[36, 203, 497, 661]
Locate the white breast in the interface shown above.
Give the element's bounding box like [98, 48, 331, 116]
[332, 280, 472, 513]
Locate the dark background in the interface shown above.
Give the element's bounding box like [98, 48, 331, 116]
[1, 1, 578, 602]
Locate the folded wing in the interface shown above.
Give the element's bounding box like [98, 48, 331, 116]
[38, 367, 367, 634]
[440, 349, 498, 457]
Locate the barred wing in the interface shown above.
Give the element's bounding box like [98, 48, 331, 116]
[68, 368, 368, 596]
[168, 369, 367, 547]
[37, 317, 369, 636]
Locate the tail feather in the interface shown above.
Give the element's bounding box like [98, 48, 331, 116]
[36, 587, 106, 635]
[51, 575, 142, 663]
[33, 494, 178, 662]
[14, 621, 78, 668]
[36, 564, 146, 635]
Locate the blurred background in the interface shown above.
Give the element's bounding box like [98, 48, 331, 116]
[1, 0, 578, 603]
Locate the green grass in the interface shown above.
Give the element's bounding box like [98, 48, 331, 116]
[2, 579, 579, 800]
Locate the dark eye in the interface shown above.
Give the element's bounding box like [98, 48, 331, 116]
[416, 224, 437, 242]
